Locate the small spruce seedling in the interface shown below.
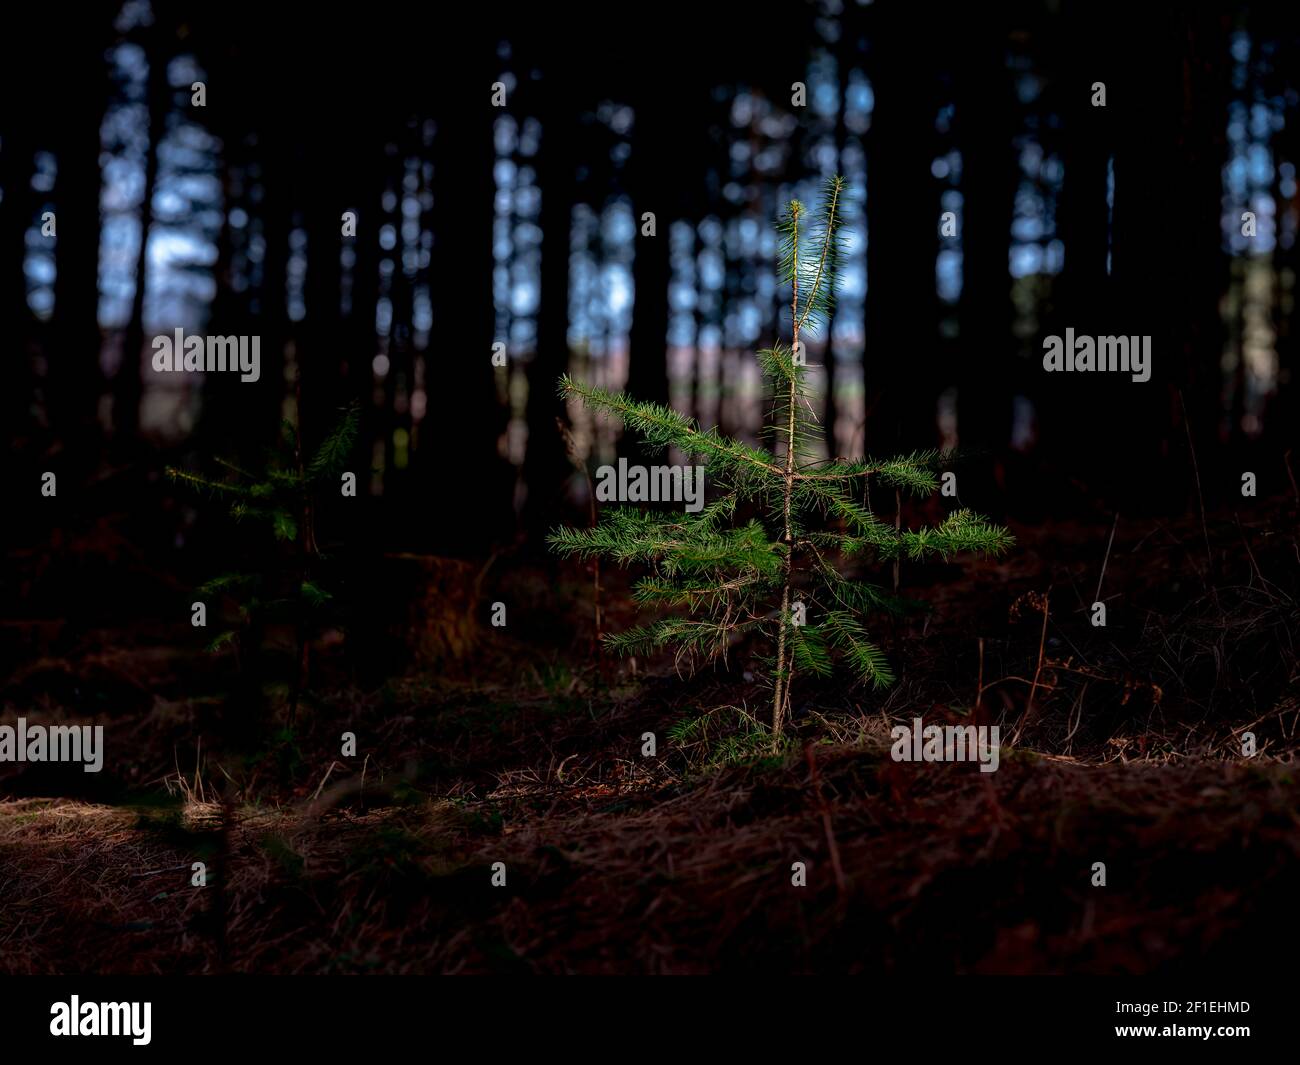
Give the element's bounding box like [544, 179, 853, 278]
[166, 404, 359, 725]
[550, 177, 1013, 746]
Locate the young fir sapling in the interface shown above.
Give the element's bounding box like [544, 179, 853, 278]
[549, 177, 1013, 745]
[165, 404, 359, 725]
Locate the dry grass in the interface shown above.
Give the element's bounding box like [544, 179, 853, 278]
[2, 743, 1296, 974]
[1, 496, 1297, 973]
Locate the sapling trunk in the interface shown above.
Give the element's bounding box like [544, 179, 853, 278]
[772, 202, 804, 746]
[289, 382, 308, 729]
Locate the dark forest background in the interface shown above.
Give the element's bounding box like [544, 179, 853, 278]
[6, 0, 1298, 562]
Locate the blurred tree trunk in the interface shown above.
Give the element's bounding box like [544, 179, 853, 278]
[0, 93, 35, 437]
[49, 22, 111, 451]
[423, 71, 513, 554]
[865, 3, 940, 457]
[1108, 1, 1175, 512]
[301, 100, 346, 458]
[523, 82, 578, 535]
[1170, 8, 1232, 509]
[201, 146, 252, 445]
[625, 95, 673, 410]
[1108, 2, 1227, 514]
[1044, 0, 1117, 514]
[115, 20, 171, 444]
[954, 7, 1016, 499]
[253, 108, 293, 445]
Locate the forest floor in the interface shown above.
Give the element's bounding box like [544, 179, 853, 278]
[1, 496, 1298, 973]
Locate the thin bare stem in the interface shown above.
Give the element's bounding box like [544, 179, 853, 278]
[1095, 512, 1119, 606]
[773, 203, 802, 747]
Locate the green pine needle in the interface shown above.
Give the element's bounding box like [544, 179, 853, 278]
[549, 178, 1012, 740]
